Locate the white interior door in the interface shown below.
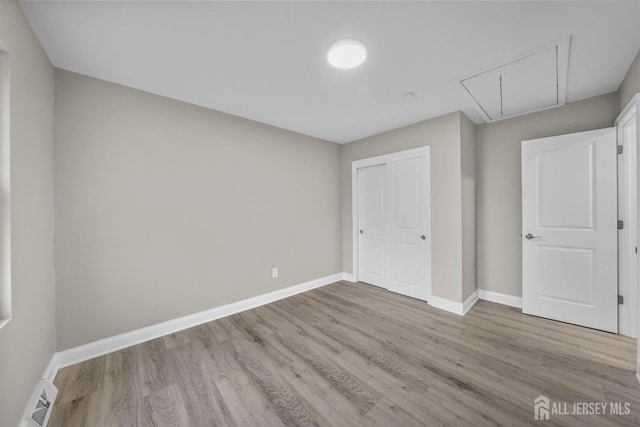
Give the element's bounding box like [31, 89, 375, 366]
[386, 157, 430, 300]
[358, 164, 386, 288]
[356, 148, 431, 301]
[522, 128, 618, 333]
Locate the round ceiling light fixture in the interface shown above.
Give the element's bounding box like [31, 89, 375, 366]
[327, 38, 367, 69]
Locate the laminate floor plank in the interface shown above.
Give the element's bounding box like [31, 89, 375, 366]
[278, 360, 365, 426]
[186, 324, 242, 381]
[270, 327, 382, 415]
[162, 331, 190, 351]
[136, 338, 173, 397]
[49, 281, 640, 426]
[143, 383, 190, 427]
[215, 364, 288, 427]
[47, 393, 94, 427]
[56, 356, 105, 404]
[265, 301, 350, 356]
[227, 312, 298, 368]
[164, 344, 235, 427]
[228, 335, 325, 427]
[332, 349, 472, 426]
[99, 347, 146, 427]
[364, 397, 434, 427]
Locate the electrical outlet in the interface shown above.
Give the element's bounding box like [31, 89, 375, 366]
[272, 267, 278, 278]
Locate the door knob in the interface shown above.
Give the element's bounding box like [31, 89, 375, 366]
[360, 230, 363, 234]
[420, 235, 426, 240]
[524, 233, 540, 240]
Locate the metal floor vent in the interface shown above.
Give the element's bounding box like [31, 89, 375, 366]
[25, 379, 58, 427]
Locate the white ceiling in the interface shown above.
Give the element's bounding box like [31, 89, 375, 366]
[19, 1, 640, 143]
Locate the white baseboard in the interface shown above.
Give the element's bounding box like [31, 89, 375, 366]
[50, 272, 344, 373]
[429, 296, 464, 315]
[429, 290, 479, 316]
[49, 284, 522, 374]
[42, 353, 59, 382]
[477, 289, 523, 309]
[341, 272, 356, 282]
[462, 290, 479, 315]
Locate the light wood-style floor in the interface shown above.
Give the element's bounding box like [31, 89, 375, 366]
[49, 281, 640, 426]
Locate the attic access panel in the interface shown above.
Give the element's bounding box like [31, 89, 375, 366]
[460, 38, 570, 123]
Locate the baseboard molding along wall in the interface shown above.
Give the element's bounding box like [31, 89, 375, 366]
[342, 272, 356, 283]
[41, 278, 522, 381]
[428, 289, 524, 316]
[429, 290, 479, 316]
[41, 272, 350, 384]
[462, 291, 479, 314]
[477, 289, 523, 309]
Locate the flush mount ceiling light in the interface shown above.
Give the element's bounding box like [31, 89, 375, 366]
[327, 38, 367, 69]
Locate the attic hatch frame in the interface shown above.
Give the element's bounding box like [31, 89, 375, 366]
[458, 36, 571, 124]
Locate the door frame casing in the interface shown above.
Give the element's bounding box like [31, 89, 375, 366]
[351, 146, 432, 301]
[616, 94, 639, 338]
[615, 93, 640, 378]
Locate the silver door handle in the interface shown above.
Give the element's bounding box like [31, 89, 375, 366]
[524, 233, 540, 240]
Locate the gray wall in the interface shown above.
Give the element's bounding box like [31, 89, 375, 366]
[460, 114, 476, 301]
[54, 70, 342, 350]
[341, 112, 471, 303]
[0, 1, 55, 426]
[476, 93, 618, 297]
[619, 49, 640, 113]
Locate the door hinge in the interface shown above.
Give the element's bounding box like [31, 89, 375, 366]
[619, 295, 624, 305]
[618, 145, 624, 155]
[618, 220, 624, 230]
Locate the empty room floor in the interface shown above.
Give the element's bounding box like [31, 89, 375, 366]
[49, 282, 640, 426]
